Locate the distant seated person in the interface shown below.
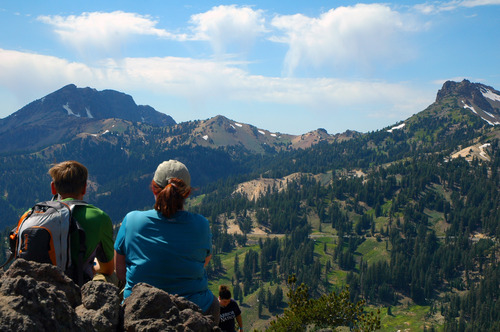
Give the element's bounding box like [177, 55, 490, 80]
[114, 160, 219, 324]
[219, 285, 243, 332]
[49, 161, 115, 283]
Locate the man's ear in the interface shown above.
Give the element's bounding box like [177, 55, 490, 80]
[50, 182, 57, 195]
[82, 182, 87, 196]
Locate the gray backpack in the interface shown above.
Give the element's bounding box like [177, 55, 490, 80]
[2, 199, 87, 285]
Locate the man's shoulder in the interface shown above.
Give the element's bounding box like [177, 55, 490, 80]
[83, 203, 108, 215]
[60, 199, 108, 217]
[74, 203, 112, 224]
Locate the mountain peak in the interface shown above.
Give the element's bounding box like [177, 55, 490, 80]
[60, 83, 77, 91]
[436, 79, 500, 126]
[0, 84, 176, 152]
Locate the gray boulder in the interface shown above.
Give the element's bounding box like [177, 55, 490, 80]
[76, 280, 122, 332]
[0, 259, 90, 331]
[123, 283, 219, 332]
[0, 259, 220, 331]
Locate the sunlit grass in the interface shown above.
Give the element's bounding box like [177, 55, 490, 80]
[356, 237, 390, 265]
[378, 304, 443, 332]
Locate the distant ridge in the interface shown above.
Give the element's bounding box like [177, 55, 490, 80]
[0, 84, 175, 153]
[1, 80, 498, 155]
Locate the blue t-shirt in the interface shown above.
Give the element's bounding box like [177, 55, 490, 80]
[114, 209, 214, 311]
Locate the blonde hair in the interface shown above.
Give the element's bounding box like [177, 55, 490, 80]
[48, 161, 87, 195]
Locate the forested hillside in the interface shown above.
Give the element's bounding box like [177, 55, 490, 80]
[0, 80, 499, 331]
[192, 132, 499, 331]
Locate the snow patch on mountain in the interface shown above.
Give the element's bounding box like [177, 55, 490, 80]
[90, 129, 110, 137]
[481, 88, 500, 102]
[234, 123, 243, 127]
[484, 118, 500, 126]
[462, 102, 477, 114]
[63, 103, 80, 117]
[462, 101, 500, 125]
[202, 135, 209, 141]
[452, 142, 492, 162]
[479, 143, 491, 160]
[387, 123, 405, 133]
[86, 107, 93, 118]
[484, 110, 496, 118]
[258, 130, 265, 135]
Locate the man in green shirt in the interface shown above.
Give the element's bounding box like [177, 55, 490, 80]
[49, 160, 115, 282]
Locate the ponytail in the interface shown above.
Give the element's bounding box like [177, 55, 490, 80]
[151, 178, 191, 218]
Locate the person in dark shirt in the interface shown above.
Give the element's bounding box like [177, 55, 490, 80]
[218, 285, 243, 332]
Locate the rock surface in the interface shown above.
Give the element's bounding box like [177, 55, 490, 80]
[0, 259, 219, 332]
[123, 283, 218, 332]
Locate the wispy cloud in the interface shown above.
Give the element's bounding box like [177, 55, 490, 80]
[415, 0, 500, 14]
[0, 49, 95, 107]
[270, 4, 422, 76]
[0, 48, 430, 131]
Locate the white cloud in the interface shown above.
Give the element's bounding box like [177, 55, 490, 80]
[0, 48, 430, 131]
[37, 7, 267, 59]
[270, 4, 421, 76]
[189, 5, 266, 55]
[414, 0, 500, 14]
[0, 49, 95, 107]
[37, 11, 180, 57]
[432, 76, 486, 85]
[460, 0, 500, 6]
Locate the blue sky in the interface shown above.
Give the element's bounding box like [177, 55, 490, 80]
[0, 1, 499, 134]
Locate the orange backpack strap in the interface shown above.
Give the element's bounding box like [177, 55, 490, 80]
[1, 210, 31, 269]
[13, 211, 31, 235]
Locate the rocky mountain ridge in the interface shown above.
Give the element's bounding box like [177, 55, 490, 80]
[0, 80, 498, 155]
[0, 84, 175, 153]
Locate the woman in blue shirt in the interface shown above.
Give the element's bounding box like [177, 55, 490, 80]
[114, 160, 219, 324]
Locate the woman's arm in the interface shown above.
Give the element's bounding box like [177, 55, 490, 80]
[114, 250, 126, 282]
[95, 259, 114, 275]
[236, 314, 243, 330]
[204, 254, 212, 267]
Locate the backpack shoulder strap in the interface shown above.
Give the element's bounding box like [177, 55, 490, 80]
[64, 200, 88, 212]
[61, 200, 88, 286]
[1, 208, 35, 269]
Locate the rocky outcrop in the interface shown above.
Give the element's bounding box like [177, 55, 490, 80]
[123, 283, 217, 332]
[0, 259, 90, 331]
[77, 280, 122, 331]
[0, 259, 219, 332]
[437, 79, 496, 113]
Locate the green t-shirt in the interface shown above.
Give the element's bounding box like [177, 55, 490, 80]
[64, 199, 114, 271]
